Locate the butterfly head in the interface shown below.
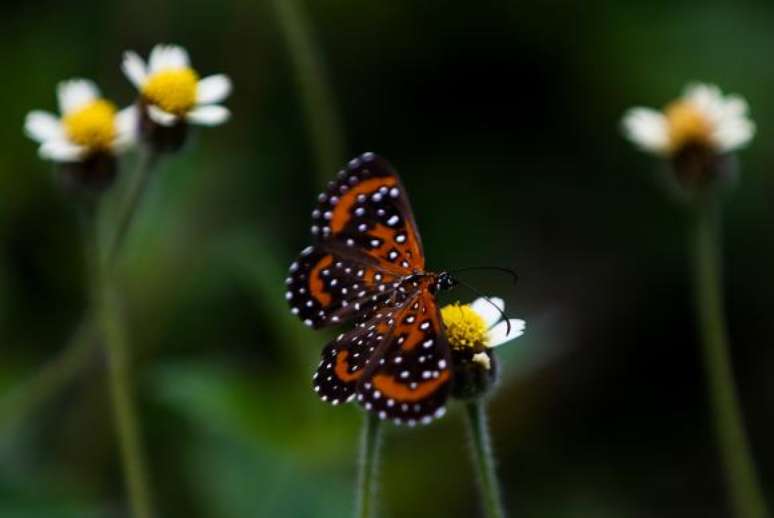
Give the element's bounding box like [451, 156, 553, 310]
[434, 271, 458, 293]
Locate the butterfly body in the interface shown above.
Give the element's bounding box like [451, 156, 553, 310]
[286, 153, 457, 425]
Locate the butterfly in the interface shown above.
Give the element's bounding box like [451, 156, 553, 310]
[285, 152, 461, 426]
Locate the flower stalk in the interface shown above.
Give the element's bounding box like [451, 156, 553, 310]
[693, 194, 769, 518]
[84, 194, 155, 518]
[107, 147, 159, 264]
[96, 254, 154, 518]
[271, 0, 347, 185]
[466, 400, 506, 518]
[355, 413, 382, 518]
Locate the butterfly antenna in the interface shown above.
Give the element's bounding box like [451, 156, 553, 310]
[454, 278, 512, 337]
[450, 266, 519, 285]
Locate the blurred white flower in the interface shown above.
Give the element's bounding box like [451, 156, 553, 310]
[622, 83, 755, 156]
[122, 44, 232, 127]
[441, 297, 525, 357]
[24, 79, 137, 162]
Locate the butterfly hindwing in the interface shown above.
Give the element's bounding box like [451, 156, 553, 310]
[355, 288, 452, 425]
[313, 309, 398, 403]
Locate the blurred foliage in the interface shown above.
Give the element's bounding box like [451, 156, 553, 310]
[2, 0, 774, 516]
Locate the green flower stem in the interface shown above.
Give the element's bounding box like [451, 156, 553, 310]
[108, 148, 159, 265]
[693, 195, 769, 518]
[96, 257, 154, 518]
[466, 401, 506, 518]
[272, 0, 347, 184]
[355, 413, 382, 518]
[94, 150, 156, 518]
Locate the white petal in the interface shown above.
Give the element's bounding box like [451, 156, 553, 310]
[164, 45, 190, 69]
[196, 74, 232, 104]
[487, 319, 526, 348]
[121, 51, 147, 88]
[684, 82, 724, 119]
[714, 119, 755, 152]
[147, 105, 178, 126]
[621, 107, 669, 154]
[149, 43, 190, 73]
[718, 95, 749, 121]
[39, 139, 86, 162]
[186, 104, 230, 126]
[113, 105, 139, 151]
[57, 79, 99, 115]
[470, 297, 505, 329]
[148, 44, 165, 73]
[24, 111, 62, 143]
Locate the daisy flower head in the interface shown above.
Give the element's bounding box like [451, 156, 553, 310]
[441, 297, 525, 400]
[122, 44, 231, 150]
[622, 83, 754, 189]
[24, 79, 138, 190]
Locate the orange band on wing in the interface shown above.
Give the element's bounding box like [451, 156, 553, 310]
[399, 289, 440, 350]
[335, 350, 363, 382]
[368, 224, 397, 256]
[397, 323, 426, 351]
[330, 177, 398, 233]
[372, 371, 450, 402]
[309, 255, 333, 306]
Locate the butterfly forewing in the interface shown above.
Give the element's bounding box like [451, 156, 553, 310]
[286, 245, 401, 328]
[287, 153, 425, 329]
[310, 152, 424, 273]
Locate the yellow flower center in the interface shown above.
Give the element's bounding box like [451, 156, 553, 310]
[62, 99, 118, 150]
[441, 303, 488, 350]
[142, 68, 199, 115]
[664, 100, 713, 153]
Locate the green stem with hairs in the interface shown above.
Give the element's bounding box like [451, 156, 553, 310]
[466, 401, 506, 518]
[271, 0, 347, 182]
[355, 413, 382, 518]
[693, 194, 769, 518]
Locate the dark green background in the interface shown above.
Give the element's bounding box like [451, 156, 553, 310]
[1, 0, 773, 516]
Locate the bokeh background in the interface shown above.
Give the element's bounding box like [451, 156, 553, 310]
[2, 0, 774, 516]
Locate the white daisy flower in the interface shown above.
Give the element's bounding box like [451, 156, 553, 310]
[122, 44, 232, 127]
[24, 79, 138, 162]
[622, 82, 755, 156]
[441, 297, 525, 370]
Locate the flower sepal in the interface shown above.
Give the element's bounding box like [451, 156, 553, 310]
[138, 99, 190, 154]
[450, 347, 498, 401]
[55, 151, 118, 194]
[665, 143, 738, 200]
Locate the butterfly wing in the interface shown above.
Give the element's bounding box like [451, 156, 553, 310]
[312, 309, 397, 404]
[295, 153, 452, 425]
[287, 153, 426, 328]
[286, 245, 401, 328]
[355, 287, 452, 425]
